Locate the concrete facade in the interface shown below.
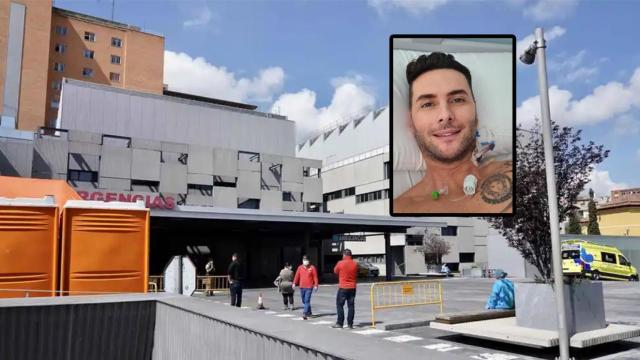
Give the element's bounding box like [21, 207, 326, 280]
[297, 107, 491, 275]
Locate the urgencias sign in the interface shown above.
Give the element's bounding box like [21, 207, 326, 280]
[76, 191, 175, 209]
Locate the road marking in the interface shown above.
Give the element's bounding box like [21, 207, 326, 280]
[276, 314, 296, 318]
[214, 301, 220, 303]
[471, 354, 519, 360]
[264, 311, 277, 314]
[241, 306, 250, 309]
[353, 329, 388, 335]
[291, 317, 304, 321]
[384, 335, 423, 343]
[311, 320, 333, 325]
[423, 343, 462, 352]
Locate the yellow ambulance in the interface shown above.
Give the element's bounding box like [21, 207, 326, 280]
[562, 240, 638, 281]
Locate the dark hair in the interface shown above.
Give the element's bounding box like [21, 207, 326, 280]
[406, 52, 474, 104]
[343, 249, 352, 256]
[284, 262, 291, 267]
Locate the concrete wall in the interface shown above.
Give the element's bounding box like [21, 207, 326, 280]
[59, 79, 296, 157]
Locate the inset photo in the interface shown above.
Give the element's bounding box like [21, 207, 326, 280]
[391, 35, 515, 216]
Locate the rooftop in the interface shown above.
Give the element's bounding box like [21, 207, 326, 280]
[53, 7, 163, 37]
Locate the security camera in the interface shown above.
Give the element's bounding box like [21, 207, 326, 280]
[519, 43, 538, 65]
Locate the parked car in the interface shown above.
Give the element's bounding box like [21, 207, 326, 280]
[562, 240, 638, 281]
[357, 261, 380, 277]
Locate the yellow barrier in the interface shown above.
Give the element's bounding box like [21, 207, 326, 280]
[197, 275, 230, 295]
[369, 280, 443, 328]
[149, 276, 164, 292]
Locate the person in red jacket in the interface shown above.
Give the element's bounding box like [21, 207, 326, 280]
[332, 249, 358, 329]
[293, 255, 318, 320]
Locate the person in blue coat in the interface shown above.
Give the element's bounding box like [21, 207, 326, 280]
[486, 269, 514, 310]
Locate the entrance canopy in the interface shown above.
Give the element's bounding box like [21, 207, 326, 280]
[151, 206, 444, 237]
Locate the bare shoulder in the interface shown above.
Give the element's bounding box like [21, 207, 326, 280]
[393, 184, 428, 213]
[478, 160, 513, 213]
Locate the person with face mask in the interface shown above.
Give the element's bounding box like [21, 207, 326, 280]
[274, 262, 295, 310]
[293, 255, 318, 320]
[332, 249, 358, 329]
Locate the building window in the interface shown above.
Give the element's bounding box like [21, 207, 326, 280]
[441, 226, 458, 236]
[110, 72, 120, 82]
[55, 25, 67, 36]
[54, 43, 66, 53]
[112, 37, 122, 47]
[406, 234, 423, 246]
[459, 253, 475, 263]
[238, 151, 260, 162]
[53, 63, 65, 72]
[68, 170, 98, 182]
[51, 81, 61, 90]
[187, 184, 213, 196]
[306, 203, 321, 212]
[213, 176, 236, 188]
[283, 192, 294, 202]
[619, 255, 630, 266]
[83, 49, 95, 59]
[384, 161, 390, 179]
[111, 55, 121, 65]
[355, 189, 389, 204]
[323, 187, 356, 202]
[238, 198, 260, 209]
[84, 31, 96, 42]
[82, 67, 94, 77]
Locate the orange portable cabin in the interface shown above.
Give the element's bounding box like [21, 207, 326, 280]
[0, 176, 81, 298]
[60, 200, 150, 295]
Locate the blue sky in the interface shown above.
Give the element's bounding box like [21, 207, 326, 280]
[54, 0, 640, 196]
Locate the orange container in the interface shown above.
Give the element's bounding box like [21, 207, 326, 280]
[0, 198, 59, 298]
[60, 200, 149, 295]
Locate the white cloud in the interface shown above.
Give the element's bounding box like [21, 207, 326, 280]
[271, 77, 376, 140]
[585, 168, 628, 198]
[549, 50, 599, 84]
[516, 26, 566, 61]
[367, 0, 449, 16]
[183, 6, 212, 28]
[523, 0, 579, 21]
[517, 67, 640, 129]
[564, 66, 598, 83]
[163, 50, 284, 103]
[613, 114, 640, 136]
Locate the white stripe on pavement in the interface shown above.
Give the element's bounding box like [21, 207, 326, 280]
[311, 320, 333, 325]
[384, 335, 423, 343]
[423, 343, 462, 352]
[471, 354, 519, 360]
[353, 329, 388, 335]
[276, 314, 296, 318]
[264, 311, 277, 314]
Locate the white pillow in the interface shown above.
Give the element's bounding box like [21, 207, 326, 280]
[392, 50, 513, 196]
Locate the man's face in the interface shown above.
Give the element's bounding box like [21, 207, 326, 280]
[410, 69, 477, 163]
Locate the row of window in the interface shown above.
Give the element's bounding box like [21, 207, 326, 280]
[355, 189, 390, 204]
[53, 49, 121, 64]
[323, 187, 355, 202]
[55, 26, 123, 47]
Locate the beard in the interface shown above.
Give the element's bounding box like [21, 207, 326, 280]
[413, 119, 477, 164]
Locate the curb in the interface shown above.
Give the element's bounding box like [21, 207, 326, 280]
[379, 319, 432, 331]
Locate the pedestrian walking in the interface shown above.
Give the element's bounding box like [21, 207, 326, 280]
[274, 262, 295, 310]
[293, 255, 318, 320]
[332, 249, 358, 329]
[227, 253, 243, 307]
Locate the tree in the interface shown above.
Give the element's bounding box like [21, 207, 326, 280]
[418, 230, 451, 265]
[566, 210, 583, 235]
[488, 120, 609, 281]
[587, 188, 601, 235]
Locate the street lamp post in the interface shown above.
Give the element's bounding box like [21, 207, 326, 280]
[520, 27, 571, 360]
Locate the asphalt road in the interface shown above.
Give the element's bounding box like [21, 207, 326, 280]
[201, 277, 640, 359]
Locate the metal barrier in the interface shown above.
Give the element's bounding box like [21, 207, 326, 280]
[369, 280, 444, 328]
[196, 276, 230, 295]
[149, 276, 164, 292]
